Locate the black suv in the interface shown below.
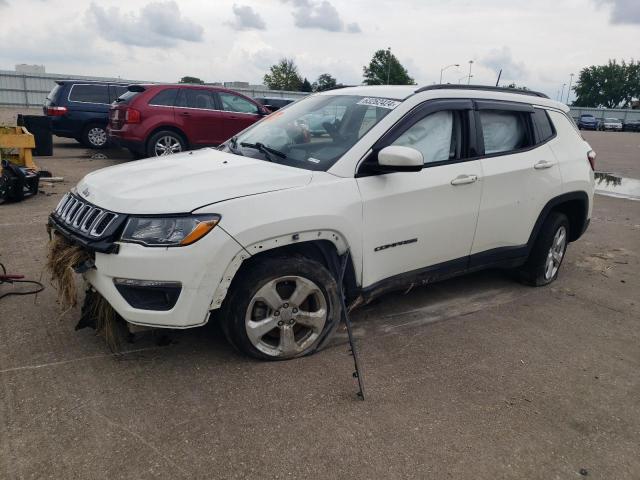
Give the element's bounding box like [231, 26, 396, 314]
[43, 80, 129, 148]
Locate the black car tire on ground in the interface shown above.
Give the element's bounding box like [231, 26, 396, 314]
[518, 211, 570, 287]
[146, 130, 187, 157]
[81, 123, 109, 149]
[221, 256, 341, 361]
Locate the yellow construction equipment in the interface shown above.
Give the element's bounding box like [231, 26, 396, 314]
[0, 126, 40, 202]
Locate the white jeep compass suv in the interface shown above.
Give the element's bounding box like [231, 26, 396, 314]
[49, 85, 595, 360]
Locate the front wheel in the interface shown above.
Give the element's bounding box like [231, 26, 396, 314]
[221, 256, 341, 360]
[518, 212, 569, 286]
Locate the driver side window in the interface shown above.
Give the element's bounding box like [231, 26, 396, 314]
[392, 110, 460, 164]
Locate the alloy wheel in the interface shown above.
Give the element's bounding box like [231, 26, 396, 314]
[154, 136, 182, 156]
[245, 275, 328, 358]
[544, 225, 567, 281]
[87, 127, 107, 147]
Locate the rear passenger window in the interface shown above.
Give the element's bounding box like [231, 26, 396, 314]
[479, 110, 532, 155]
[176, 89, 216, 109]
[68, 84, 109, 104]
[149, 89, 178, 106]
[533, 108, 555, 142]
[392, 110, 460, 164]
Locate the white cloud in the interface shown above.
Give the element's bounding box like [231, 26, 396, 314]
[287, 0, 361, 33]
[88, 1, 204, 48]
[597, 0, 640, 24]
[479, 46, 527, 82]
[228, 4, 267, 30]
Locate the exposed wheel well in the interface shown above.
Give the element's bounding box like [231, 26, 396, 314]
[550, 199, 587, 242]
[230, 240, 359, 302]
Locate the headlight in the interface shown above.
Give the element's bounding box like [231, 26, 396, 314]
[120, 214, 220, 247]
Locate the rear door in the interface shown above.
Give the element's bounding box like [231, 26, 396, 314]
[470, 102, 562, 262]
[174, 88, 228, 145]
[357, 99, 483, 287]
[215, 91, 262, 141]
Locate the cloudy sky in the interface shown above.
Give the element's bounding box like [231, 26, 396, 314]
[0, 0, 638, 99]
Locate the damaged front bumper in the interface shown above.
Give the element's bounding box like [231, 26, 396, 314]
[49, 209, 243, 330]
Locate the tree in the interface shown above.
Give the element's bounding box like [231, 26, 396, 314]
[313, 73, 338, 92]
[300, 77, 312, 92]
[179, 76, 204, 84]
[263, 58, 303, 91]
[363, 49, 415, 85]
[573, 59, 640, 108]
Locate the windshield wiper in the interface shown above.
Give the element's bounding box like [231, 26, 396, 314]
[240, 142, 287, 162]
[226, 136, 243, 155]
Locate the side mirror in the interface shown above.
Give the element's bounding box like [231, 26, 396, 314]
[377, 146, 424, 172]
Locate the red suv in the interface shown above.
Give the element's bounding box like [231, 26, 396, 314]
[107, 84, 268, 158]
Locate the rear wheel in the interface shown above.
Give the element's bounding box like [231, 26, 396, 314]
[221, 256, 341, 360]
[518, 212, 569, 286]
[147, 130, 186, 157]
[82, 124, 108, 149]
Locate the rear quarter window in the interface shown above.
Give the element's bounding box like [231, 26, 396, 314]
[533, 108, 555, 143]
[68, 84, 109, 104]
[149, 89, 179, 106]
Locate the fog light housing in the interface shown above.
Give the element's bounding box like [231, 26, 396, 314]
[113, 278, 182, 311]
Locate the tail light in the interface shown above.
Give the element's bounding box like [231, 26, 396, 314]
[587, 150, 596, 171]
[46, 106, 67, 116]
[125, 108, 141, 124]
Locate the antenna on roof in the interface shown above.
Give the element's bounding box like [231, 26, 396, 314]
[495, 69, 502, 87]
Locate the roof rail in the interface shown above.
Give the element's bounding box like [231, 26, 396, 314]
[415, 84, 549, 99]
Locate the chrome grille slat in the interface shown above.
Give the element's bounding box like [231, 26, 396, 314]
[52, 194, 119, 238]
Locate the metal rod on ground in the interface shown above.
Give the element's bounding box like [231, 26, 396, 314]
[339, 250, 365, 400]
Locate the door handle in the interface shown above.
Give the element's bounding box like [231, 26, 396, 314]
[180, 111, 191, 116]
[534, 160, 554, 170]
[450, 174, 478, 186]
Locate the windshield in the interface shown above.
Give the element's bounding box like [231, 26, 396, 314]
[222, 94, 398, 171]
[605, 118, 618, 122]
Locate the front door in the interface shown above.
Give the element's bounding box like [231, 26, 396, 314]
[174, 88, 228, 145]
[216, 91, 262, 141]
[356, 100, 483, 287]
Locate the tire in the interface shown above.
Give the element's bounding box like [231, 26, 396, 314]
[221, 256, 341, 361]
[518, 212, 570, 286]
[146, 130, 186, 157]
[82, 124, 109, 149]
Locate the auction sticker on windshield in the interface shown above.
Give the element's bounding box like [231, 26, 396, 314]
[357, 97, 401, 109]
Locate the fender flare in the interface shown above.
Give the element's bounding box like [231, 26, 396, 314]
[210, 229, 350, 310]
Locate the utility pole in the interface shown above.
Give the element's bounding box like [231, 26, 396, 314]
[386, 47, 392, 85]
[467, 60, 474, 85]
[566, 73, 574, 104]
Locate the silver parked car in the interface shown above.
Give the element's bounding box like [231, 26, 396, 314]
[601, 117, 623, 131]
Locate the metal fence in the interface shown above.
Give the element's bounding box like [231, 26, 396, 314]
[0, 70, 308, 108]
[568, 106, 640, 122]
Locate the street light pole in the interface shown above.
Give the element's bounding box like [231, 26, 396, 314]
[566, 73, 574, 104]
[386, 47, 392, 85]
[467, 60, 474, 85]
[439, 63, 460, 84]
[560, 83, 566, 102]
[458, 74, 472, 84]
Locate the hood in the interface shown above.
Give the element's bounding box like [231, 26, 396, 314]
[75, 148, 312, 214]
